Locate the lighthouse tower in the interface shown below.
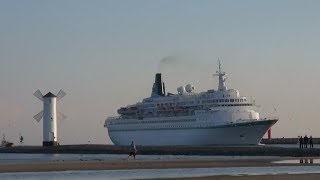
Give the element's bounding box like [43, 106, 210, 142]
[33, 90, 66, 146]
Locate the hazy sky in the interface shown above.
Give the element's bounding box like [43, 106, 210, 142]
[1, 1, 320, 145]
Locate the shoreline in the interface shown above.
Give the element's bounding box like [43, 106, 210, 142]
[2, 145, 320, 176]
[0, 157, 319, 173]
[1, 144, 320, 157]
[149, 174, 320, 180]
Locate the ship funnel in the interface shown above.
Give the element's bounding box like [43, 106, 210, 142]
[151, 73, 166, 97]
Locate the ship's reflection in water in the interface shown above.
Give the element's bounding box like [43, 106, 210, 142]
[300, 159, 313, 164]
[273, 159, 320, 164]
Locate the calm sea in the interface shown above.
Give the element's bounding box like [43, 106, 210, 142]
[0, 153, 279, 163]
[0, 144, 319, 179]
[1, 166, 320, 180]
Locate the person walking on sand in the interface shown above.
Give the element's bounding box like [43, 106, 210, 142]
[127, 141, 137, 160]
[309, 135, 313, 148]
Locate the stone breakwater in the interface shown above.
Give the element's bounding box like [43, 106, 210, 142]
[0, 145, 320, 157]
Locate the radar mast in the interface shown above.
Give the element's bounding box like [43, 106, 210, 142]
[214, 59, 227, 91]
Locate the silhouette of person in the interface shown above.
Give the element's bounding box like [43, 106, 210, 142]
[309, 135, 313, 148]
[304, 135, 308, 148]
[20, 136, 24, 145]
[299, 136, 303, 149]
[127, 141, 137, 160]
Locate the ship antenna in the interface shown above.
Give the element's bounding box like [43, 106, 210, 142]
[218, 58, 222, 74]
[214, 58, 227, 91]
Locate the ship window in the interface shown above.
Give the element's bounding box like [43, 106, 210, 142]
[219, 99, 223, 102]
[244, 99, 247, 102]
[235, 99, 239, 102]
[240, 99, 243, 102]
[225, 99, 229, 102]
[230, 99, 234, 102]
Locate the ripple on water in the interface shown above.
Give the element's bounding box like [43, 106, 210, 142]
[273, 159, 320, 164]
[1, 166, 320, 180]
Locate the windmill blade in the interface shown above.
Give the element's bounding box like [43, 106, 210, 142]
[33, 90, 43, 101]
[57, 90, 66, 101]
[33, 110, 43, 122]
[57, 112, 67, 121]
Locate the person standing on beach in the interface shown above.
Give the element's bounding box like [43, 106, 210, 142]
[299, 136, 303, 149]
[309, 136, 313, 148]
[304, 135, 308, 148]
[127, 141, 137, 160]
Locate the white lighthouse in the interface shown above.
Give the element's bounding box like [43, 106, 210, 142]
[33, 90, 66, 146]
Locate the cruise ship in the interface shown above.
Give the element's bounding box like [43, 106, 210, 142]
[104, 61, 278, 146]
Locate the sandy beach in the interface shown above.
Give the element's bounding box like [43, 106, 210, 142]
[1, 146, 320, 180]
[151, 174, 320, 180]
[0, 158, 318, 173]
[0, 157, 319, 179]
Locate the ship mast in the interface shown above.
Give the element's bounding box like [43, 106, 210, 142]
[214, 59, 228, 91]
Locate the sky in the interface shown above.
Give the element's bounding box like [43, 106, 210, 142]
[1, 0, 320, 145]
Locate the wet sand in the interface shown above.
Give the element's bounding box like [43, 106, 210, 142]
[0, 158, 319, 173]
[152, 174, 320, 180]
[1, 158, 320, 180]
[1, 145, 319, 179]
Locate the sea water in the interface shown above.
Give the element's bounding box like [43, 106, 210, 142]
[0, 153, 278, 163]
[265, 144, 320, 149]
[0, 147, 319, 179]
[1, 166, 320, 180]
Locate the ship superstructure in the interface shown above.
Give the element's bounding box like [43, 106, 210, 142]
[104, 61, 277, 145]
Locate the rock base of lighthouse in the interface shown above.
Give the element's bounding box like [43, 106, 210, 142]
[42, 141, 58, 146]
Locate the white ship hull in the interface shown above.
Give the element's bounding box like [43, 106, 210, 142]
[105, 63, 279, 146]
[107, 119, 277, 146]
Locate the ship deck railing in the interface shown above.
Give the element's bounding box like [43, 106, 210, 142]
[235, 117, 278, 124]
[261, 116, 279, 120]
[107, 116, 122, 120]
